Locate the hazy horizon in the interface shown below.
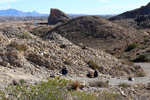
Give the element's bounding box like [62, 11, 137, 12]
[0, 0, 149, 15]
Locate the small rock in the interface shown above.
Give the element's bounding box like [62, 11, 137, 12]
[13, 80, 20, 86]
[60, 44, 67, 48]
[61, 67, 68, 75]
[82, 46, 87, 50]
[79, 82, 86, 89]
[128, 77, 134, 81]
[50, 75, 55, 78]
[119, 88, 127, 97]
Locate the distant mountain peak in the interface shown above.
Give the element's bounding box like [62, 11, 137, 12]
[0, 8, 48, 16]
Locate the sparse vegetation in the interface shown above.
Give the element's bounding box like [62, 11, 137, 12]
[19, 79, 26, 85]
[134, 53, 150, 62]
[0, 77, 125, 100]
[0, 90, 7, 100]
[98, 91, 124, 100]
[3, 77, 98, 100]
[113, 65, 123, 71]
[89, 81, 109, 88]
[134, 83, 146, 89]
[126, 43, 138, 51]
[119, 83, 131, 88]
[121, 59, 134, 66]
[88, 60, 99, 70]
[21, 32, 32, 39]
[10, 42, 28, 51]
[136, 72, 146, 77]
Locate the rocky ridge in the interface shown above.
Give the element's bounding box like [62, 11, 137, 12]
[109, 2, 150, 20]
[46, 16, 144, 55]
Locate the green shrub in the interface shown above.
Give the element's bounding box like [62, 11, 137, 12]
[134, 53, 150, 62]
[4, 77, 96, 100]
[19, 79, 26, 85]
[0, 77, 125, 100]
[118, 83, 131, 88]
[113, 65, 123, 71]
[126, 43, 138, 51]
[88, 60, 99, 70]
[10, 42, 28, 51]
[0, 90, 7, 100]
[21, 32, 32, 39]
[98, 91, 123, 100]
[121, 59, 134, 66]
[70, 91, 97, 100]
[136, 72, 146, 77]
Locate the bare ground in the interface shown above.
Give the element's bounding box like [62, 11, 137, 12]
[63, 63, 150, 87]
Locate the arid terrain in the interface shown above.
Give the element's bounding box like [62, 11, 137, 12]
[0, 3, 150, 100]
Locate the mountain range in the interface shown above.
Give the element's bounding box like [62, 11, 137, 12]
[0, 9, 49, 16]
[0, 8, 115, 17]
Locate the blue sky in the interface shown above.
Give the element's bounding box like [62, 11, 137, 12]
[0, 0, 150, 14]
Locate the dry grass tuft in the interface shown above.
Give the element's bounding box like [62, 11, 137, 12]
[118, 83, 131, 88]
[136, 71, 146, 77]
[134, 83, 146, 89]
[89, 81, 109, 88]
[71, 81, 81, 91]
[10, 42, 28, 51]
[88, 60, 99, 70]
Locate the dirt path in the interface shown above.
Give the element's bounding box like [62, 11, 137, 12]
[0, 65, 51, 88]
[0, 63, 149, 89]
[63, 63, 150, 87]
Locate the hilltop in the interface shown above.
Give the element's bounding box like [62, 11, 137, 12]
[45, 16, 145, 55]
[109, 3, 150, 20]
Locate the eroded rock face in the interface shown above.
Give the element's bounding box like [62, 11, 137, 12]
[48, 8, 70, 25]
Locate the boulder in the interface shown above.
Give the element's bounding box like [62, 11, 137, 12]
[48, 8, 70, 25]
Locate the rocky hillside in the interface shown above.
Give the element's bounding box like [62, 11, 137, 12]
[109, 2, 150, 20]
[45, 16, 144, 55]
[0, 25, 145, 88]
[107, 2, 150, 62]
[135, 14, 150, 28]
